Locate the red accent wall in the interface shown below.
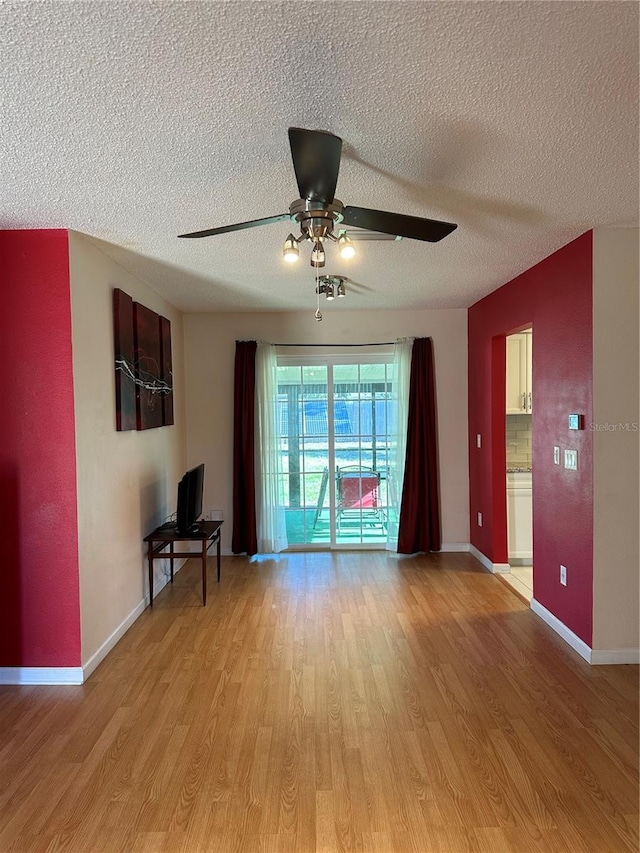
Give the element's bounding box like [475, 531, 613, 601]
[0, 230, 81, 666]
[468, 232, 593, 644]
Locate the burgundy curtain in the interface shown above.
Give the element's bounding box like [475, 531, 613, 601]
[397, 337, 441, 554]
[232, 340, 258, 555]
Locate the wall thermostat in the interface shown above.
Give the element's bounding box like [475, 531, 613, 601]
[568, 414, 583, 430]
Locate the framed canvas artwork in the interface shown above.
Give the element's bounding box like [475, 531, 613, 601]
[113, 289, 174, 431]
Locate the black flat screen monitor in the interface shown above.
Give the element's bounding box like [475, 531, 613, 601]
[176, 463, 205, 533]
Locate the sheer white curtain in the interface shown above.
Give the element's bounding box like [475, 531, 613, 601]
[386, 338, 413, 550]
[255, 342, 288, 553]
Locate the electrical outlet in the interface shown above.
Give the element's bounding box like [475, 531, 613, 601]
[560, 564, 567, 586]
[476, 433, 482, 448]
[477, 511, 483, 527]
[553, 446, 560, 465]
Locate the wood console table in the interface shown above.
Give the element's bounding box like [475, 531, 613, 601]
[144, 520, 223, 607]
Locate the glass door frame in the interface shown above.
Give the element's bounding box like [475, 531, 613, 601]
[277, 347, 394, 551]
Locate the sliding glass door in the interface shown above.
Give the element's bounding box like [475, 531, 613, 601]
[333, 362, 393, 545]
[277, 364, 331, 546]
[277, 357, 393, 548]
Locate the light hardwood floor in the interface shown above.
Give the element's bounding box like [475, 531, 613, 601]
[1, 551, 638, 852]
[500, 567, 533, 603]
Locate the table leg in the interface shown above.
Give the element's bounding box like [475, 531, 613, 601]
[148, 542, 154, 608]
[202, 539, 207, 606]
[170, 541, 174, 583]
[216, 533, 221, 582]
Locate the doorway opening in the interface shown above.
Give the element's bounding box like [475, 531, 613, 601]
[504, 328, 533, 601]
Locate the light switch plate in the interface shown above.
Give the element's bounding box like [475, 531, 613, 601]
[553, 446, 560, 465]
[564, 449, 578, 470]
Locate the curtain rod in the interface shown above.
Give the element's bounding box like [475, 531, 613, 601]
[273, 341, 396, 347]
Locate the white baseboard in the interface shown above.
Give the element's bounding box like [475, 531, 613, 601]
[530, 598, 592, 662]
[0, 667, 84, 685]
[469, 544, 510, 574]
[439, 543, 470, 553]
[508, 553, 532, 563]
[590, 647, 640, 665]
[530, 598, 640, 665]
[0, 561, 189, 686]
[83, 558, 189, 680]
[81, 598, 147, 681]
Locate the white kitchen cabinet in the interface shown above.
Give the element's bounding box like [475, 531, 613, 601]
[506, 331, 532, 413]
[507, 472, 532, 562]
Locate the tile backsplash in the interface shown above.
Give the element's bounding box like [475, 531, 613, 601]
[506, 414, 532, 469]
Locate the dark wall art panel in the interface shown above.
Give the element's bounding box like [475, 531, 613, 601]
[113, 289, 174, 431]
[113, 289, 137, 431]
[160, 315, 174, 426]
[133, 302, 164, 430]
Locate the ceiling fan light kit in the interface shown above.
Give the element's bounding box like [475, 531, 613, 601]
[179, 126, 457, 317]
[310, 240, 325, 268]
[317, 275, 348, 301]
[337, 233, 355, 259]
[280, 214, 357, 267]
[282, 233, 299, 263]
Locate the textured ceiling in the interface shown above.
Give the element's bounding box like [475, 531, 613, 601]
[2, 1, 638, 313]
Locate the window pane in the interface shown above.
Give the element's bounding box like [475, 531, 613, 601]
[335, 448, 361, 470]
[277, 365, 302, 384]
[302, 399, 328, 438]
[300, 444, 329, 473]
[302, 365, 327, 385]
[334, 395, 360, 435]
[359, 363, 386, 383]
[333, 364, 359, 384]
[359, 449, 374, 469]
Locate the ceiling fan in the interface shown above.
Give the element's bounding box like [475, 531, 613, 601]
[178, 128, 457, 266]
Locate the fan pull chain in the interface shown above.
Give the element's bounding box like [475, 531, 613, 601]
[315, 267, 322, 321]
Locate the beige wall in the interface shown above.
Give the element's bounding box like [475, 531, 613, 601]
[183, 308, 469, 551]
[592, 228, 639, 652]
[69, 232, 187, 666]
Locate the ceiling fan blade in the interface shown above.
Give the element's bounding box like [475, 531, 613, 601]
[339, 228, 403, 242]
[288, 127, 342, 204]
[178, 213, 290, 239]
[342, 206, 457, 243]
